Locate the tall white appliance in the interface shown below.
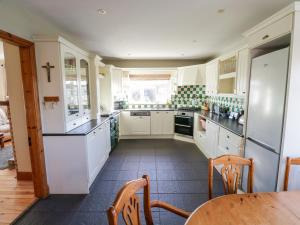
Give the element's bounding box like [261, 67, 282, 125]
[242, 47, 289, 192]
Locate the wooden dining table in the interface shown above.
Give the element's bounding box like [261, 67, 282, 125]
[185, 191, 300, 225]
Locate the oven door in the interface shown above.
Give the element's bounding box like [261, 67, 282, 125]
[174, 115, 193, 136]
[175, 124, 193, 136]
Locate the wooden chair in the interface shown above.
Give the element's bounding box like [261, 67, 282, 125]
[284, 157, 300, 191]
[208, 155, 254, 200]
[107, 175, 191, 225]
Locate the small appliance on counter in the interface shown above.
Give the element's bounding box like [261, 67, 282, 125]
[238, 110, 245, 125]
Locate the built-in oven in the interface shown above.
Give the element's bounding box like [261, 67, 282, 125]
[174, 111, 194, 136]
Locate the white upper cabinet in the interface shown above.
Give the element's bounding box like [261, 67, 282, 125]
[111, 68, 123, 99]
[34, 36, 92, 133]
[205, 60, 218, 96]
[236, 48, 250, 96]
[177, 65, 205, 86]
[244, 14, 293, 48]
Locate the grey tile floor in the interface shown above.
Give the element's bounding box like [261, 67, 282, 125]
[14, 139, 223, 225]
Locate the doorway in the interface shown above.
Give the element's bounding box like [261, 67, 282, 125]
[0, 30, 49, 224]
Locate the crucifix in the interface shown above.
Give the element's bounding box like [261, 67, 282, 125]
[42, 62, 55, 82]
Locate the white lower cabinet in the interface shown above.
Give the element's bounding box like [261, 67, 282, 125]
[43, 121, 110, 194]
[130, 116, 151, 135]
[205, 120, 219, 158]
[151, 111, 174, 135]
[218, 127, 243, 157]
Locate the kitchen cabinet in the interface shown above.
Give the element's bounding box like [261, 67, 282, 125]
[34, 36, 92, 133]
[120, 111, 151, 135]
[204, 120, 219, 158]
[130, 115, 151, 135]
[205, 60, 218, 95]
[99, 65, 125, 112]
[245, 14, 293, 48]
[151, 111, 174, 135]
[194, 113, 207, 152]
[43, 120, 111, 194]
[177, 65, 205, 86]
[236, 48, 250, 96]
[218, 127, 243, 157]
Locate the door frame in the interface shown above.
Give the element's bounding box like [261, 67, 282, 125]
[0, 30, 49, 198]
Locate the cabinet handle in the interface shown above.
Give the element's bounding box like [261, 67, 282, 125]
[93, 131, 96, 134]
[76, 114, 79, 117]
[226, 146, 229, 150]
[227, 135, 230, 139]
[262, 35, 269, 40]
[242, 91, 246, 94]
[73, 123, 77, 126]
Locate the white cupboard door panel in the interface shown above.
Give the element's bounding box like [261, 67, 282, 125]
[131, 116, 151, 135]
[247, 14, 293, 48]
[120, 111, 131, 135]
[205, 120, 219, 158]
[237, 48, 250, 96]
[162, 111, 174, 134]
[151, 111, 162, 135]
[205, 61, 218, 95]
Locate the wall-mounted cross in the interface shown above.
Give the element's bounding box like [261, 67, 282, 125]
[42, 62, 55, 82]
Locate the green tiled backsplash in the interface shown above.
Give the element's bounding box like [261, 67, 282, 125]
[127, 85, 244, 112]
[208, 96, 244, 112]
[172, 85, 207, 108]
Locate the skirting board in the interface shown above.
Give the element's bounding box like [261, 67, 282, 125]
[120, 135, 174, 139]
[120, 134, 195, 144]
[17, 171, 33, 181]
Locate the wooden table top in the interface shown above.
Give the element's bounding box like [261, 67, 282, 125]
[185, 192, 300, 225]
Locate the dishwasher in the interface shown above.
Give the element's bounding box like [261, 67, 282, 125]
[129, 111, 151, 135]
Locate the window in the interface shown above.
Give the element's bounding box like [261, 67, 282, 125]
[127, 75, 172, 104]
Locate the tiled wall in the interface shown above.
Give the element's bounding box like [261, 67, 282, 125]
[207, 96, 244, 112]
[126, 85, 245, 112]
[172, 85, 207, 108]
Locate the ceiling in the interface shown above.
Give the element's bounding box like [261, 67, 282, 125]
[19, 0, 294, 60]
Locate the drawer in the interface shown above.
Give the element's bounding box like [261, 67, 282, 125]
[247, 14, 293, 48]
[66, 117, 82, 132]
[219, 127, 242, 149]
[218, 143, 240, 156]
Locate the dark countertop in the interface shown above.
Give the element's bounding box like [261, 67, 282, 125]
[123, 108, 175, 111]
[43, 111, 121, 136]
[196, 110, 244, 137]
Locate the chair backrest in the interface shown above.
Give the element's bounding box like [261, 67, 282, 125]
[107, 175, 154, 225]
[208, 155, 254, 199]
[284, 157, 300, 191]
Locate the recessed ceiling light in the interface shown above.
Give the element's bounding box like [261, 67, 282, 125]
[192, 40, 197, 43]
[97, 9, 107, 15]
[217, 9, 225, 14]
[128, 53, 132, 56]
[181, 53, 185, 56]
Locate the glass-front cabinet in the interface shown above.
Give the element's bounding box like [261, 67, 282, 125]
[80, 59, 91, 114]
[62, 45, 91, 126]
[64, 52, 80, 118]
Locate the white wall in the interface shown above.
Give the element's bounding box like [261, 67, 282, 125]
[3, 42, 32, 172]
[0, 0, 84, 47]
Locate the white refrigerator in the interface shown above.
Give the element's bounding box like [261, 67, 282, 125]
[242, 47, 289, 192]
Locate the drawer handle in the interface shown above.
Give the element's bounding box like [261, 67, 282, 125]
[262, 35, 269, 40]
[227, 135, 230, 139]
[73, 123, 77, 126]
[226, 146, 229, 150]
[242, 91, 246, 94]
[93, 131, 96, 134]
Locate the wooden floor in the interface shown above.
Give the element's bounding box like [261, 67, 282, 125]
[0, 169, 36, 225]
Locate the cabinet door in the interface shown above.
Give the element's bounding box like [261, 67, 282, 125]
[111, 68, 123, 99]
[120, 111, 131, 135]
[237, 48, 250, 96]
[205, 120, 219, 158]
[63, 49, 80, 122]
[162, 111, 174, 134]
[205, 61, 218, 95]
[80, 58, 91, 115]
[105, 120, 111, 155]
[151, 111, 162, 135]
[182, 66, 199, 85]
[130, 116, 151, 135]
